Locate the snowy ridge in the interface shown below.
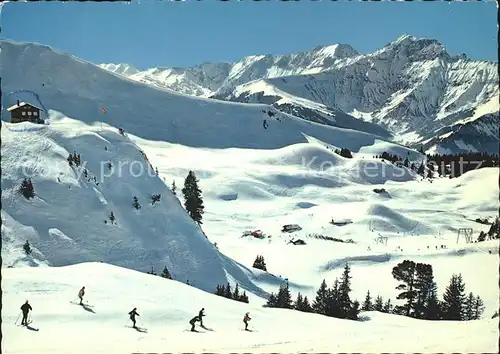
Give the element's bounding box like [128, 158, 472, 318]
[100, 35, 498, 153]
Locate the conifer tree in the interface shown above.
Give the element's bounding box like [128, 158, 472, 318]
[239, 290, 249, 304]
[182, 171, 204, 224]
[276, 281, 293, 309]
[266, 293, 278, 307]
[392, 260, 418, 317]
[160, 266, 172, 279]
[301, 295, 313, 312]
[294, 292, 304, 310]
[382, 298, 393, 313]
[413, 263, 435, 319]
[19, 178, 35, 199]
[424, 282, 441, 320]
[441, 273, 466, 320]
[338, 263, 354, 317]
[224, 282, 232, 298]
[312, 279, 330, 315]
[374, 295, 384, 312]
[464, 292, 475, 320]
[362, 290, 373, 311]
[233, 283, 240, 300]
[473, 295, 484, 320]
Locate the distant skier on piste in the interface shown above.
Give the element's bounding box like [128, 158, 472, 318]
[198, 308, 205, 327]
[189, 315, 200, 332]
[243, 312, 251, 331]
[128, 308, 139, 328]
[78, 286, 85, 305]
[20, 300, 32, 326]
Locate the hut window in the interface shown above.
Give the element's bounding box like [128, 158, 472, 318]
[22, 112, 26, 116]
[28, 112, 32, 116]
[34, 112, 38, 116]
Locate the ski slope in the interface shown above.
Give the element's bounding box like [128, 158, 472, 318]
[2, 263, 498, 353]
[1, 39, 499, 352]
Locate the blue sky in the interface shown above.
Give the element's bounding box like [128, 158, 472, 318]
[1, 0, 497, 69]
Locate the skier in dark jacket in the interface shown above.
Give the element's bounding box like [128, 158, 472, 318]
[128, 308, 139, 328]
[243, 312, 251, 330]
[198, 308, 205, 326]
[20, 300, 32, 326]
[189, 315, 199, 332]
[78, 286, 85, 305]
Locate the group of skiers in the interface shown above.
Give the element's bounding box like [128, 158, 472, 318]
[19, 286, 253, 331]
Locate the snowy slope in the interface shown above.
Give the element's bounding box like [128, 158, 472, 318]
[101, 35, 498, 153]
[2, 263, 498, 353]
[0, 118, 267, 295]
[1, 39, 415, 290]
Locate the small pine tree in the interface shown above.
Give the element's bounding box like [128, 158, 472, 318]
[233, 283, 240, 300]
[132, 196, 141, 210]
[160, 266, 172, 279]
[182, 171, 204, 224]
[266, 293, 278, 308]
[19, 178, 35, 199]
[473, 295, 485, 320]
[294, 292, 304, 310]
[84, 169, 88, 178]
[155, 167, 159, 175]
[252, 255, 267, 271]
[362, 290, 373, 311]
[374, 295, 384, 312]
[23, 240, 32, 255]
[276, 282, 293, 309]
[239, 291, 249, 303]
[109, 212, 115, 224]
[224, 282, 232, 298]
[147, 266, 156, 275]
[302, 295, 313, 312]
[464, 292, 475, 320]
[312, 279, 330, 315]
[67, 154, 74, 166]
[382, 298, 393, 313]
[442, 273, 466, 320]
[215, 284, 225, 296]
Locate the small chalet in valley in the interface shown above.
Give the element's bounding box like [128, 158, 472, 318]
[7, 100, 43, 123]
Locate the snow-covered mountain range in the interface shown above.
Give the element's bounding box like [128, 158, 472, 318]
[100, 35, 499, 154]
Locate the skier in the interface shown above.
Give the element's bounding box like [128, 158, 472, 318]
[20, 300, 32, 326]
[263, 119, 268, 129]
[78, 286, 85, 305]
[198, 308, 205, 326]
[189, 315, 199, 332]
[128, 308, 139, 328]
[243, 312, 251, 331]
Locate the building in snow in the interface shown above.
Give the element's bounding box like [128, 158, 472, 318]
[7, 100, 42, 123]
